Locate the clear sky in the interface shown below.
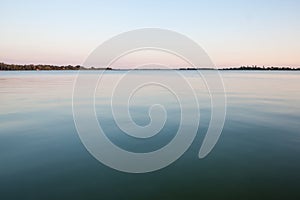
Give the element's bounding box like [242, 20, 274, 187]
[0, 0, 299, 67]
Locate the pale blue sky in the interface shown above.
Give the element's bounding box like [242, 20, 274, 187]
[0, 0, 299, 67]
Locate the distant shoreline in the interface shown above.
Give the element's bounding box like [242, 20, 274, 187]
[1, 62, 299, 71]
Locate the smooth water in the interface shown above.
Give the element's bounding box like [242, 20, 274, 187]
[0, 71, 300, 199]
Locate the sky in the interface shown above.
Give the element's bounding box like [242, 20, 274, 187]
[0, 0, 299, 68]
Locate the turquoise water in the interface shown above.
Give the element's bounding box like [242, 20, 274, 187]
[0, 71, 300, 199]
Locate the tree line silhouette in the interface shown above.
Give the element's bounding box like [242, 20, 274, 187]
[0, 62, 298, 71]
[221, 65, 300, 71]
[0, 63, 112, 71]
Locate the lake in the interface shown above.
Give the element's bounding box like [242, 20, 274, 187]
[0, 71, 300, 199]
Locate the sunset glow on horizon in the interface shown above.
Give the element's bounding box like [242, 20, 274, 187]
[1, 0, 299, 68]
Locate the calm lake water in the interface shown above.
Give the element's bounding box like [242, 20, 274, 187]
[1, 71, 300, 199]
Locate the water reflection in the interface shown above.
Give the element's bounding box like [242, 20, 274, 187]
[0, 71, 300, 199]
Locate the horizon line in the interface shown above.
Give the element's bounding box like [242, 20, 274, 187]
[0, 62, 299, 70]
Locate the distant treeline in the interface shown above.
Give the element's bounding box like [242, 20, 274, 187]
[180, 65, 299, 70]
[222, 65, 300, 71]
[0, 62, 299, 71]
[0, 63, 111, 71]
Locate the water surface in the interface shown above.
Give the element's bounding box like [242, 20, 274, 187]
[1, 71, 300, 199]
